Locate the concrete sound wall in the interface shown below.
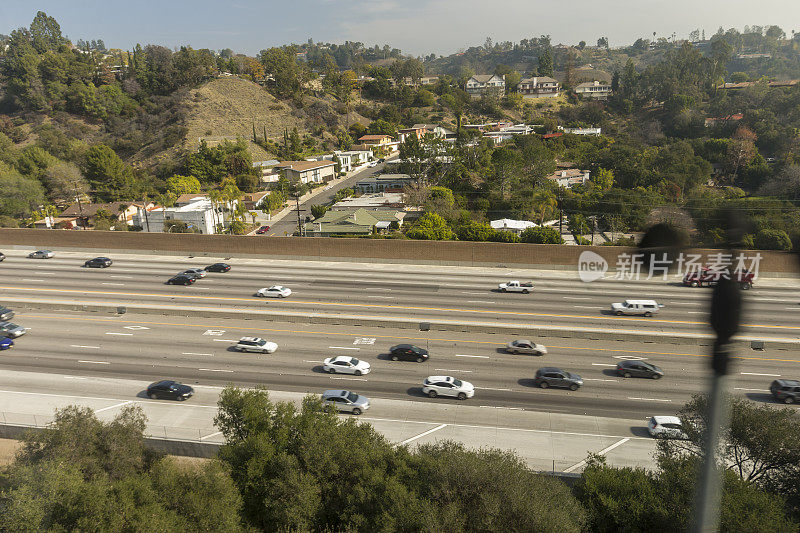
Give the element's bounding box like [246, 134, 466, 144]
[0, 228, 797, 274]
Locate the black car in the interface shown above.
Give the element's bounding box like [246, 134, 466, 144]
[0, 306, 14, 322]
[84, 257, 113, 268]
[770, 379, 800, 404]
[616, 360, 664, 379]
[389, 344, 429, 362]
[0, 252, 5, 262]
[167, 274, 196, 285]
[534, 367, 583, 391]
[205, 262, 231, 273]
[146, 380, 194, 401]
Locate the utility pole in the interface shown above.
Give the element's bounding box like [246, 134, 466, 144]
[557, 191, 564, 236]
[72, 181, 86, 230]
[295, 194, 303, 236]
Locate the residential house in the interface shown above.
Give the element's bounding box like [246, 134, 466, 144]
[252, 160, 281, 185]
[718, 79, 799, 90]
[465, 74, 505, 98]
[331, 192, 405, 210]
[32, 217, 79, 230]
[334, 149, 373, 169]
[241, 191, 271, 210]
[544, 169, 591, 189]
[575, 80, 612, 99]
[542, 132, 564, 140]
[133, 197, 218, 234]
[490, 219, 537, 235]
[358, 134, 394, 147]
[304, 208, 405, 236]
[275, 160, 337, 184]
[60, 201, 152, 228]
[398, 125, 432, 143]
[356, 174, 416, 193]
[175, 194, 208, 206]
[560, 126, 602, 136]
[484, 124, 535, 144]
[518, 76, 560, 98]
[419, 76, 439, 86]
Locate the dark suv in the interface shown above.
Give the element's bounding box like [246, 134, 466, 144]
[167, 274, 196, 285]
[84, 257, 113, 268]
[616, 360, 664, 379]
[0, 306, 14, 321]
[534, 367, 583, 391]
[389, 344, 429, 362]
[147, 380, 194, 401]
[770, 379, 800, 404]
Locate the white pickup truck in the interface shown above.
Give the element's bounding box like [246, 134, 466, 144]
[498, 280, 534, 293]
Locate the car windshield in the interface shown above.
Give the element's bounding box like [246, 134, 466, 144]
[349, 358, 360, 365]
[346, 392, 359, 402]
[452, 378, 462, 387]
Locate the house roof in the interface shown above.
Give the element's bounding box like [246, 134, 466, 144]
[545, 169, 588, 180]
[490, 219, 537, 231]
[575, 81, 611, 88]
[306, 208, 401, 233]
[521, 76, 558, 84]
[358, 134, 393, 141]
[277, 160, 336, 172]
[471, 74, 501, 83]
[242, 191, 270, 205]
[61, 202, 137, 218]
[175, 194, 207, 205]
[542, 132, 563, 139]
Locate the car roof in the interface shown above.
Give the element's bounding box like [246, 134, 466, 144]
[774, 379, 800, 386]
[514, 339, 532, 344]
[425, 375, 453, 382]
[651, 415, 681, 424]
[268, 285, 284, 290]
[537, 367, 564, 373]
[239, 337, 263, 342]
[330, 355, 354, 362]
[154, 380, 177, 387]
[624, 299, 659, 305]
[322, 389, 349, 397]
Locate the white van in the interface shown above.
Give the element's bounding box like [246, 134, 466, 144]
[610, 300, 661, 317]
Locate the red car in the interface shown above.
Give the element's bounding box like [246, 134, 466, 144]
[683, 267, 754, 290]
[256, 225, 271, 234]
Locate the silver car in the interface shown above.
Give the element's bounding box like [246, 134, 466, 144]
[0, 322, 26, 338]
[321, 389, 370, 415]
[506, 339, 547, 355]
[28, 250, 55, 259]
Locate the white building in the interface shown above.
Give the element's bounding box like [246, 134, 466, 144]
[560, 126, 602, 136]
[133, 197, 218, 234]
[544, 169, 591, 189]
[490, 218, 537, 235]
[575, 81, 612, 99]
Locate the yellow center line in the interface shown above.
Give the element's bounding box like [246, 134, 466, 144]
[3, 285, 797, 330]
[21, 313, 800, 364]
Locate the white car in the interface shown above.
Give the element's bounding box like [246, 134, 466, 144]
[423, 375, 475, 400]
[235, 337, 278, 353]
[506, 339, 547, 355]
[323, 356, 371, 375]
[28, 250, 55, 259]
[181, 268, 207, 278]
[256, 285, 292, 298]
[611, 299, 661, 317]
[647, 416, 688, 439]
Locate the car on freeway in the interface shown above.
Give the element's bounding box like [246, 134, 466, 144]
[235, 337, 278, 354]
[534, 367, 583, 390]
[323, 356, 371, 375]
[255, 225, 271, 234]
[389, 344, 429, 362]
[256, 285, 292, 298]
[28, 250, 54, 259]
[321, 389, 370, 415]
[610, 299, 661, 317]
[84, 257, 113, 268]
[647, 416, 687, 439]
[498, 280, 534, 293]
[617, 360, 664, 379]
[368, 161, 378, 167]
[0, 306, 14, 321]
[423, 376, 475, 400]
[0, 252, 5, 261]
[0, 337, 13, 350]
[0, 322, 26, 338]
[166, 274, 196, 285]
[205, 262, 231, 273]
[146, 380, 194, 401]
[683, 267, 754, 290]
[506, 339, 547, 355]
[181, 268, 207, 278]
[378, 158, 385, 163]
[770, 379, 800, 404]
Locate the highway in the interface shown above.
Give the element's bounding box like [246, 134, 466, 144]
[1, 250, 800, 341]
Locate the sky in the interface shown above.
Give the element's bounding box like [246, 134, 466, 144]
[2, 1, 799, 57]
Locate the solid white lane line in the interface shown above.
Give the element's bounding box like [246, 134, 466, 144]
[200, 431, 222, 441]
[329, 346, 360, 350]
[734, 387, 770, 392]
[182, 352, 213, 356]
[95, 400, 133, 413]
[434, 368, 473, 373]
[105, 332, 133, 336]
[400, 424, 448, 445]
[197, 368, 233, 373]
[455, 354, 489, 358]
[78, 360, 110, 365]
[592, 363, 617, 366]
[741, 372, 781, 377]
[70, 345, 100, 349]
[628, 397, 671, 402]
[565, 437, 631, 473]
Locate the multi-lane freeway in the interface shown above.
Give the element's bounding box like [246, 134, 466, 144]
[1, 250, 800, 341]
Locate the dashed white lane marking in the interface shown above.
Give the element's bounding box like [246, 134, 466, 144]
[573, 305, 600, 309]
[197, 368, 233, 373]
[584, 378, 618, 382]
[741, 372, 781, 377]
[105, 332, 133, 336]
[628, 397, 671, 402]
[182, 352, 213, 356]
[476, 387, 512, 391]
[366, 295, 395, 299]
[304, 360, 322, 363]
[101, 282, 125, 286]
[400, 424, 448, 445]
[329, 376, 368, 381]
[734, 387, 770, 392]
[565, 437, 631, 473]
[200, 431, 222, 441]
[687, 312, 705, 315]
[95, 400, 133, 413]
[109, 275, 133, 279]
[70, 345, 100, 349]
[434, 368, 473, 373]
[21, 279, 44, 282]
[592, 363, 617, 366]
[211, 339, 238, 342]
[455, 354, 489, 358]
[467, 300, 496, 304]
[563, 296, 591, 300]
[329, 346, 360, 350]
[78, 360, 110, 365]
[462, 291, 487, 295]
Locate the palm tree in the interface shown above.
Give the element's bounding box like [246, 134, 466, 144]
[531, 189, 557, 225]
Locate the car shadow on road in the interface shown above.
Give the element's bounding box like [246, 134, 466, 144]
[406, 387, 428, 398]
[629, 426, 651, 438]
[517, 378, 539, 388]
[601, 369, 620, 378]
[598, 310, 619, 316]
[745, 392, 780, 404]
[311, 365, 330, 374]
[375, 353, 393, 361]
[135, 390, 150, 399]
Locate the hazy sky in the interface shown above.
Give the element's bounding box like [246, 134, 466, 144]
[2, 1, 798, 56]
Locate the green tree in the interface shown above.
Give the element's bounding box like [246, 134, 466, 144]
[591, 168, 615, 189]
[166, 174, 201, 196]
[405, 212, 455, 240]
[0, 162, 47, 218]
[537, 48, 554, 77]
[82, 144, 137, 201]
[456, 220, 495, 241]
[310, 204, 328, 219]
[520, 226, 563, 244]
[754, 228, 792, 250]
